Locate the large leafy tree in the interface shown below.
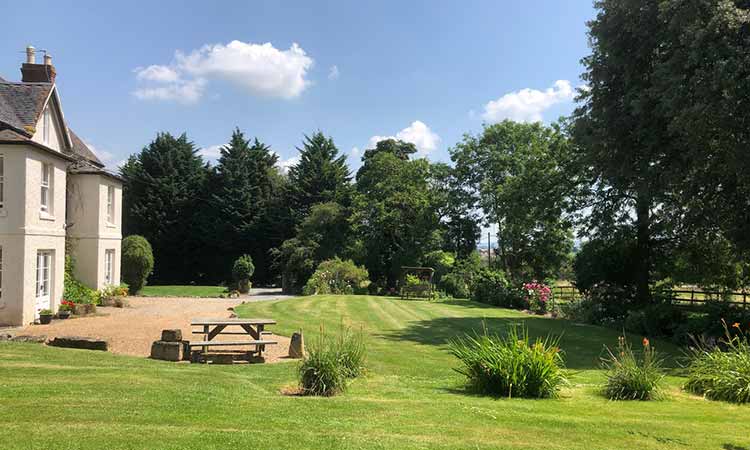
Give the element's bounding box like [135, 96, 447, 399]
[287, 132, 352, 223]
[451, 121, 575, 282]
[573, 0, 678, 302]
[353, 139, 442, 286]
[121, 132, 208, 283]
[429, 162, 481, 259]
[653, 0, 750, 257]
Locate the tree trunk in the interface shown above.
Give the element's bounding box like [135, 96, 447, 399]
[635, 190, 652, 304]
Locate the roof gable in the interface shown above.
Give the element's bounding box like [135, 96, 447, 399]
[0, 81, 53, 136]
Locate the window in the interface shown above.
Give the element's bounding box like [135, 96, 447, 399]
[106, 185, 115, 223]
[42, 108, 50, 144]
[40, 163, 51, 213]
[0, 155, 4, 210]
[105, 249, 115, 285]
[36, 251, 51, 298]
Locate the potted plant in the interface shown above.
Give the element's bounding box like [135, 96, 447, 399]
[39, 309, 54, 325]
[232, 255, 255, 294]
[58, 300, 74, 319]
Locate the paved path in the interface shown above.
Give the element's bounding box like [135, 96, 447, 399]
[17, 290, 295, 362]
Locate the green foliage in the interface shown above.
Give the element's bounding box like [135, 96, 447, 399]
[288, 132, 353, 222]
[573, 234, 640, 293]
[121, 235, 154, 295]
[120, 132, 207, 284]
[302, 258, 370, 296]
[232, 255, 255, 293]
[421, 250, 455, 283]
[685, 322, 750, 404]
[63, 255, 99, 305]
[560, 283, 638, 327]
[353, 140, 444, 287]
[471, 269, 525, 308]
[451, 120, 575, 282]
[273, 202, 353, 294]
[601, 336, 665, 401]
[624, 303, 686, 340]
[449, 324, 566, 398]
[439, 272, 470, 299]
[299, 325, 366, 396]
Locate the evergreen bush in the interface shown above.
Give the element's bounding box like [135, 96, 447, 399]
[121, 235, 154, 295]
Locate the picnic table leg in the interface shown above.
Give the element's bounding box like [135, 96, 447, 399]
[202, 325, 209, 355]
[257, 324, 265, 357]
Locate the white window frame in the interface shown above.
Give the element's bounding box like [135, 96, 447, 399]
[106, 185, 115, 224]
[42, 108, 51, 144]
[40, 163, 51, 213]
[104, 249, 115, 285]
[36, 251, 51, 298]
[0, 154, 4, 210]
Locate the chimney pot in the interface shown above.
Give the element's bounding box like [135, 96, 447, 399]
[44, 54, 52, 66]
[26, 45, 36, 64]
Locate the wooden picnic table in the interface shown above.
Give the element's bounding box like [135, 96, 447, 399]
[188, 318, 277, 362]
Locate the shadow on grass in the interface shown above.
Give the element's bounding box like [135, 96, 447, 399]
[380, 314, 683, 371]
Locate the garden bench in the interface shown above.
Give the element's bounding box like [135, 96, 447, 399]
[189, 318, 277, 362]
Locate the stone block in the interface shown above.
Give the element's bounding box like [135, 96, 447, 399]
[161, 329, 182, 342]
[48, 336, 107, 351]
[150, 341, 182, 361]
[289, 331, 305, 358]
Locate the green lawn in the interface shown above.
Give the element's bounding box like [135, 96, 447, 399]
[137, 285, 227, 297]
[1, 295, 748, 449]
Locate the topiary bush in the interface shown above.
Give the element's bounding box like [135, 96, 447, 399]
[601, 336, 665, 400]
[449, 324, 567, 398]
[299, 325, 367, 396]
[232, 254, 255, 294]
[302, 258, 370, 296]
[684, 321, 750, 403]
[121, 235, 154, 295]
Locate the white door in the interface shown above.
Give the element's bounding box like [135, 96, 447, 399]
[35, 251, 52, 319]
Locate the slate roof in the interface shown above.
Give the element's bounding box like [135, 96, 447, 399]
[0, 80, 103, 167]
[0, 81, 52, 136]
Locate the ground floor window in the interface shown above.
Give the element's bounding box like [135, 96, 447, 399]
[105, 249, 115, 285]
[36, 250, 52, 317]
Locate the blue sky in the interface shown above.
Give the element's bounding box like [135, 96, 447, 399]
[0, 1, 594, 172]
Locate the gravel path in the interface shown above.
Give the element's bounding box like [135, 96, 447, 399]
[18, 291, 294, 363]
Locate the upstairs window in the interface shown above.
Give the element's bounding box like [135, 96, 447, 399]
[42, 108, 51, 144]
[40, 163, 51, 213]
[0, 155, 4, 210]
[106, 185, 115, 223]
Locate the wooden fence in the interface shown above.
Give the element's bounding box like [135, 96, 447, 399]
[551, 285, 749, 309]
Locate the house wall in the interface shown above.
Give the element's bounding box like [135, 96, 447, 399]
[0, 144, 67, 326]
[31, 102, 65, 153]
[66, 173, 122, 290]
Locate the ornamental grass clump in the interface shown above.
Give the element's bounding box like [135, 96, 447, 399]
[299, 325, 366, 396]
[449, 324, 566, 398]
[684, 321, 750, 403]
[601, 336, 665, 400]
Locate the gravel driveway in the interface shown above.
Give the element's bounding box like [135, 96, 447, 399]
[18, 290, 294, 363]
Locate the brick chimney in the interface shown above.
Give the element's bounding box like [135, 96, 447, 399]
[20, 46, 56, 83]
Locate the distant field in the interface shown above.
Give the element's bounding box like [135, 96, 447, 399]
[136, 285, 227, 298]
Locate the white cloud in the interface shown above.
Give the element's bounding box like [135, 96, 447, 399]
[328, 65, 340, 80]
[482, 80, 574, 123]
[132, 40, 314, 103]
[368, 120, 441, 156]
[134, 65, 181, 83]
[133, 78, 207, 104]
[84, 139, 120, 168]
[350, 146, 360, 157]
[198, 144, 225, 161]
[274, 153, 299, 174]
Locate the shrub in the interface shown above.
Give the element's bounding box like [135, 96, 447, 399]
[303, 258, 370, 296]
[560, 283, 637, 327]
[299, 325, 367, 396]
[523, 281, 551, 314]
[121, 235, 154, 295]
[421, 250, 455, 283]
[684, 321, 750, 403]
[449, 324, 567, 398]
[601, 336, 665, 400]
[472, 269, 525, 308]
[63, 255, 99, 304]
[232, 255, 255, 293]
[573, 234, 639, 293]
[625, 302, 686, 339]
[440, 272, 470, 298]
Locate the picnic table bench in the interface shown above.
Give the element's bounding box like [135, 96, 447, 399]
[189, 318, 277, 362]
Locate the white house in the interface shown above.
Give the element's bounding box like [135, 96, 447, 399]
[0, 46, 122, 326]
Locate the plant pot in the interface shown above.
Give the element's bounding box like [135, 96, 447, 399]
[57, 311, 71, 319]
[39, 314, 53, 325]
[238, 280, 251, 294]
[72, 303, 97, 316]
